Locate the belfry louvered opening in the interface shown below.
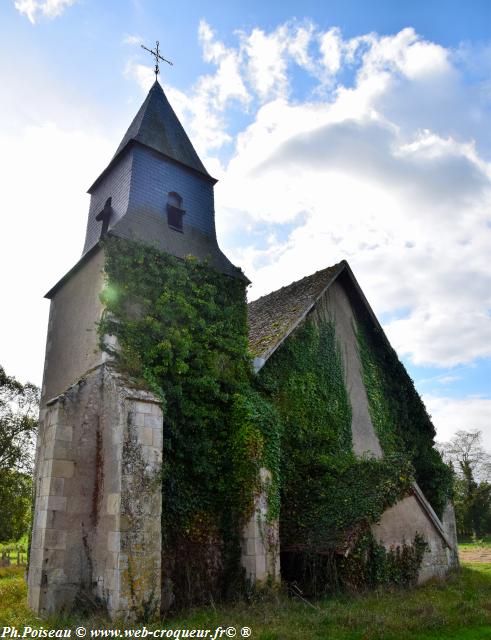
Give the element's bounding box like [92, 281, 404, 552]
[167, 191, 185, 232]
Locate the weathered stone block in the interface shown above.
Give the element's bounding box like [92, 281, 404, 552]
[108, 531, 121, 553]
[140, 426, 154, 446]
[120, 515, 134, 532]
[29, 547, 43, 569]
[49, 440, 73, 460]
[35, 510, 48, 529]
[150, 403, 162, 416]
[105, 552, 119, 570]
[44, 529, 67, 550]
[51, 477, 65, 497]
[133, 401, 153, 415]
[143, 414, 162, 429]
[105, 569, 120, 591]
[51, 460, 75, 478]
[55, 425, 73, 442]
[46, 496, 67, 512]
[245, 538, 257, 556]
[107, 493, 120, 515]
[152, 429, 163, 449]
[47, 567, 67, 585]
[41, 459, 53, 478]
[44, 425, 56, 443]
[132, 413, 146, 427]
[65, 496, 91, 514]
[30, 529, 42, 550]
[148, 444, 163, 462]
[39, 476, 51, 497]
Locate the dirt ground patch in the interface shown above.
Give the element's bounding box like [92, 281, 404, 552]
[460, 548, 491, 563]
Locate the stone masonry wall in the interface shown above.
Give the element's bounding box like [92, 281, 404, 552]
[41, 248, 105, 406]
[372, 493, 457, 583]
[28, 364, 163, 620]
[241, 468, 280, 584]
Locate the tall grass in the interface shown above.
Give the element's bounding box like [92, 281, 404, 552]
[1, 565, 490, 639]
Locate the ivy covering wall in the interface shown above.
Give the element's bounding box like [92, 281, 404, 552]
[99, 238, 450, 606]
[353, 297, 453, 517]
[99, 237, 278, 609]
[256, 318, 416, 594]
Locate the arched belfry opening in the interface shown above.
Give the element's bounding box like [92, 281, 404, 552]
[167, 191, 185, 232]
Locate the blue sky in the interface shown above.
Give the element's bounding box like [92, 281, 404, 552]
[0, 0, 490, 447]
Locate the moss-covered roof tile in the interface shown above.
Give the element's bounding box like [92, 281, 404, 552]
[247, 263, 343, 360]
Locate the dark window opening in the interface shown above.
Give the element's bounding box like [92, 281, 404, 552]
[167, 191, 185, 232]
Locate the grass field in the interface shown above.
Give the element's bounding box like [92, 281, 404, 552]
[459, 537, 491, 565]
[459, 535, 491, 551]
[1, 562, 491, 639]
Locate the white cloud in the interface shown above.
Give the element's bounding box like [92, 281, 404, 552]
[358, 28, 451, 81]
[238, 22, 317, 99]
[425, 394, 491, 452]
[197, 21, 250, 109]
[125, 60, 155, 92]
[14, 0, 76, 24]
[205, 25, 491, 369]
[319, 27, 342, 74]
[123, 35, 141, 46]
[242, 27, 290, 99]
[0, 122, 113, 384]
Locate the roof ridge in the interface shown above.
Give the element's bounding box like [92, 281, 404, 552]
[249, 262, 343, 307]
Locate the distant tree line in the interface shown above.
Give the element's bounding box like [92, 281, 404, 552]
[0, 365, 39, 543]
[438, 430, 491, 539]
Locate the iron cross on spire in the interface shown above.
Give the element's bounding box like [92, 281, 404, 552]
[141, 40, 173, 81]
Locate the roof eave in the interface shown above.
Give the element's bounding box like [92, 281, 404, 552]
[252, 261, 346, 372]
[87, 139, 218, 194]
[411, 482, 453, 548]
[44, 242, 102, 299]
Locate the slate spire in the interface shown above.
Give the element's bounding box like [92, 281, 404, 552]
[113, 80, 211, 179]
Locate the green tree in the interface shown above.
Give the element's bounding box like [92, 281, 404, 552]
[0, 470, 32, 542]
[439, 430, 491, 538]
[0, 365, 39, 543]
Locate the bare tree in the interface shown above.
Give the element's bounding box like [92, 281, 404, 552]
[438, 430, 491, 537]
[438, 430, 490, 483]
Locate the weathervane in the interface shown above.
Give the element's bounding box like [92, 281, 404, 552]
[141, 40, 173, 80]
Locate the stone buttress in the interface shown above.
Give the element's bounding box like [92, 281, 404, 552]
[29, 364, 163, 618]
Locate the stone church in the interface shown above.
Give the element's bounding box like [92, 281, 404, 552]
[28, 79, 459, 619]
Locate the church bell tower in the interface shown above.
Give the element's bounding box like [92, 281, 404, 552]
[83, 80, 239, 276]
[28, 79, 242, 619]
